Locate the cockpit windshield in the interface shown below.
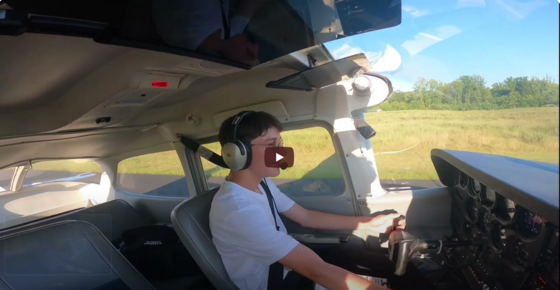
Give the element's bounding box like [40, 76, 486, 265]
[1, 0, 401, 66]
[325, 0, 559, 188]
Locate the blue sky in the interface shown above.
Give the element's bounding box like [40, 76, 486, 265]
[324, 0, 559, 91]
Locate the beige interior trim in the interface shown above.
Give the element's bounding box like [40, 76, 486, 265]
[9, 164, 29, 192]
[1, 201, 88, 230]
[212, 101, 291, 128]
[0, 182, 94, 230]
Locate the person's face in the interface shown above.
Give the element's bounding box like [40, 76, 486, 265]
[248, 127, 283, 177]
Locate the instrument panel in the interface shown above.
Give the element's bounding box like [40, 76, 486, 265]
[448, 171, 559, 290]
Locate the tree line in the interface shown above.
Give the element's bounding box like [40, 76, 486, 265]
[377, 75, 559, 111]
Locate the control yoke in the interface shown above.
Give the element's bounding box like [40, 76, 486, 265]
[388, 231, 477, 276]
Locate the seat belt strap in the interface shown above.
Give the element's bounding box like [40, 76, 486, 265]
[261, 180, 305, 290]
[261, 179, 280, 231]
[261, 180, 283, 290]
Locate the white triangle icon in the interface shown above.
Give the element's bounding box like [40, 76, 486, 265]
[275, 153, 284, 162]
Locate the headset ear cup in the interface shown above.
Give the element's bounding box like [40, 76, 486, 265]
[235, 140, 246, 156]
[222, 142, 246, 171]
[241, 141, 252, 170]
[235, 140, 252, 170]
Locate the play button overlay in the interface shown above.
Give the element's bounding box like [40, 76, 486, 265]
[265, 147, 294, 169]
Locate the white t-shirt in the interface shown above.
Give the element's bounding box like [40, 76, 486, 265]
[209, 179, 299, 290]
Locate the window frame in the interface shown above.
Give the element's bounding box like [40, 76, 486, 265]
[0, 166, 18, 195]
[23, 158, 103, 187]
[195, 120, 354, 199]
[2, 158, 104, 196]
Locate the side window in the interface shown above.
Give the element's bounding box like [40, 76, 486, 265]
[201, 126, 346, 196]
[25, 160, 102, 187]
[0, 167, 16, 193]
[117, 150, 190, 198]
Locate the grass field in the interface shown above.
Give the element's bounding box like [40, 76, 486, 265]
[367, 107, 559, 179]
[31, 107, 559, 180]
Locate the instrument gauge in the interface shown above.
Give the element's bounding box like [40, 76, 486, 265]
[517, 209, 544, 238]
[466, 197, 479, 223]
[482, 188, 496, 208]
[480, 210, 492, 233]
[459, 172, 469, 189]
[490, 223, 507, 250]
[469, 179, 482, 197]
[496, 196, 516, 221]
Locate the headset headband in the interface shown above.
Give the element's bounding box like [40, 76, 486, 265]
[229, 111, 252, 144]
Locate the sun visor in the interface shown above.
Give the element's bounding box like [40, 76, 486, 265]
[266, 54, 372, 91]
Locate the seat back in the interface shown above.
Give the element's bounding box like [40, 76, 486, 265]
[171, 188, 238, 290]
[0, 221, 155, 290]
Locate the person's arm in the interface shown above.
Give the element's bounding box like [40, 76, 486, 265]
[280, 244, 389, 290]
[282, 203, 404, 233]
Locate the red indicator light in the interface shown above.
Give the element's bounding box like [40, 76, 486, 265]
[152, 81, 169, 88]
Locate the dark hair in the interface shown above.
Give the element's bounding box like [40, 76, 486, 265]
[219, 111, 283, 146]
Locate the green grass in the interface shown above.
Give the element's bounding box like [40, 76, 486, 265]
[32, 159, 103, 173]
[33, 107, 559, 180]
[200, 127, 343, 180]
[368, 107, 559, 179]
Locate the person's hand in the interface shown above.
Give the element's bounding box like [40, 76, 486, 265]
[365, 213, 406, 234]
[219, 34, 259, 66]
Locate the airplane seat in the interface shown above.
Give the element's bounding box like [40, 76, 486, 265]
[0, 199, 154, 246]
[0, 221, 155, 290]
[171, 187, 239, 290]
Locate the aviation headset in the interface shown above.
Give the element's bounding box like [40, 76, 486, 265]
[221, 111, 254, 171]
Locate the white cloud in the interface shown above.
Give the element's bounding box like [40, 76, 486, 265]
[457, 0, 486, 9]
[402, 5, 431, 18]
[494, 0, 547, 20]
[329, 44, 454, 92]
[332, 44, 376, 60]
[392, 55, 453, 91]
[331, 43, 402, 73]
[401, 25, 461, 56]
[417, 33, 443, 42]
[331, 44, 354, 59]
[370, 45, 402, 73]
[388, 77, 415, 92]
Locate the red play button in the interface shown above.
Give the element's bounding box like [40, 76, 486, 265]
[265, 147, 294, 169]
